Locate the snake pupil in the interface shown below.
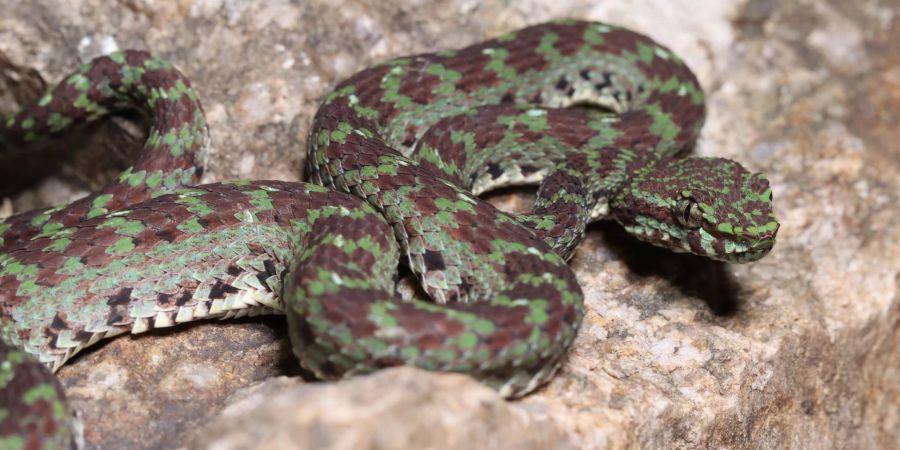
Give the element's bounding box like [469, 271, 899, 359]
[682, 203, 693, 224]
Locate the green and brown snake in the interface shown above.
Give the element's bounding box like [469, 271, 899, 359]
[0, 20, 778, 448]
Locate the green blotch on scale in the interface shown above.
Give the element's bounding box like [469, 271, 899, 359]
[353, 104, 379, 120]
[0, 436, 24, 450]
[536, 32, 561, 60]
[359, 337, 389, 356]
[450, 129, 476, 151]
[324, 85, 355, 104]
[22, 381, 59, 405]
[161, 128, 184, 156]
[426, 63, 462, 95]
[38, 93, 53, 106]
[247, 190, 275, 210]
[382, 89, 413, 108]
[163, 171, 186, 189]
[636, 42, 657, 63]
[509, 341, 529, 356]
[121, 65, 146, 87]
[329, 122, 354, 144]
[87, 194, 114, 219]
[143, 54, 173, 71]
[316, 130, 331, 147]
[43, 237, 72, 252]
[654, 46, 672, 60]
[66, 73, 90, 91]
[103, 217, 145, 236]
[168, 79, 189, 101]
[434, 197, 476, 214]
[306, 280, 326, 296]
[519, 109, 550, 132]
[332, 328, 355, 347]
[376, 163, 398, 175]
[355, 234, 377, 252]
[97, 78, 116, 98]
[29, 212, 51, 228]
[48, 112, 73, 132]
[15, 279, 39, 296]
[583, 25, 607, 45]
[358, 164, 378, 179]
[434, 210, 457, 226]
[145, 171, 163, 188]
[73, 93, 103, 115]
[461, 317, 495, 335]
[1, 260, 30, 277]
[533, 217, 556, 230]
[744, 225, 763, 236]
[297, 183, 327, 196]
[369, 302, 398, 328]
[483, 48, 516, 79]
[38, 221, 63, 238]
[107, 237, 136, 255]
[401, 346, 420, 360]
[645, 103, 680, 142]
[126, 170, 147, 187]
[177, 122, 196, 149]
[60, 256, 85, 273]
[658, 76, 681, 94]
[353, 128, 375, 139]
[431, 348, 458, 363]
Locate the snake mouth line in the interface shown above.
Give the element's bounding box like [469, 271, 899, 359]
[727, 241, 775, 263]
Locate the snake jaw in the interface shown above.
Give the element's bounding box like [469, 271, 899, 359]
[729, 236, 777, 263]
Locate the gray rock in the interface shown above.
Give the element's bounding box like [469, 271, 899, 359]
[1, 0, 897, 449]
[182, 368, 574, 450]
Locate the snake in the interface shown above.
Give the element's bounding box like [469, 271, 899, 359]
[0, 20, 778, 449]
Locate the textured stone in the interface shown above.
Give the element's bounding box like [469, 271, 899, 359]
[0, 0, 897, 449]
[183, 368, 574, 450]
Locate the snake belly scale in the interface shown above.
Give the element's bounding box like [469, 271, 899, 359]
[0, 20, 778, 448]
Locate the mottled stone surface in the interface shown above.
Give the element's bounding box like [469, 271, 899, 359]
[181, 368, 575, 450]
[1, 0, 897, 449]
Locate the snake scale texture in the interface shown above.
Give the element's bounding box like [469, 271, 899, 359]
[0, 20, 778, 448]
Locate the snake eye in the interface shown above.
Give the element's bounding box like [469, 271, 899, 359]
[675, 200, 703, 229]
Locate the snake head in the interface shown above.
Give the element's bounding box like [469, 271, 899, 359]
[610, 157, 779, 263]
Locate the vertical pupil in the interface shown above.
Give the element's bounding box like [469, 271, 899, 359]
[683, 203, 692, 223]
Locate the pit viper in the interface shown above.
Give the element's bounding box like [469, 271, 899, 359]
[0, 20, 778, 449]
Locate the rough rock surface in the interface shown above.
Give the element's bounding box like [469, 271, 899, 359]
[1, 0, 897, 449]
[180, 368, 575, 450]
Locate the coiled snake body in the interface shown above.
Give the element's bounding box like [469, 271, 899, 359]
[0, 21, 778, 448]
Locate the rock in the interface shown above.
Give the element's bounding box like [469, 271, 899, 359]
[182, 368, 574, 450]
[56, 316, 296, 449]
[1, 0, 897, 449]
